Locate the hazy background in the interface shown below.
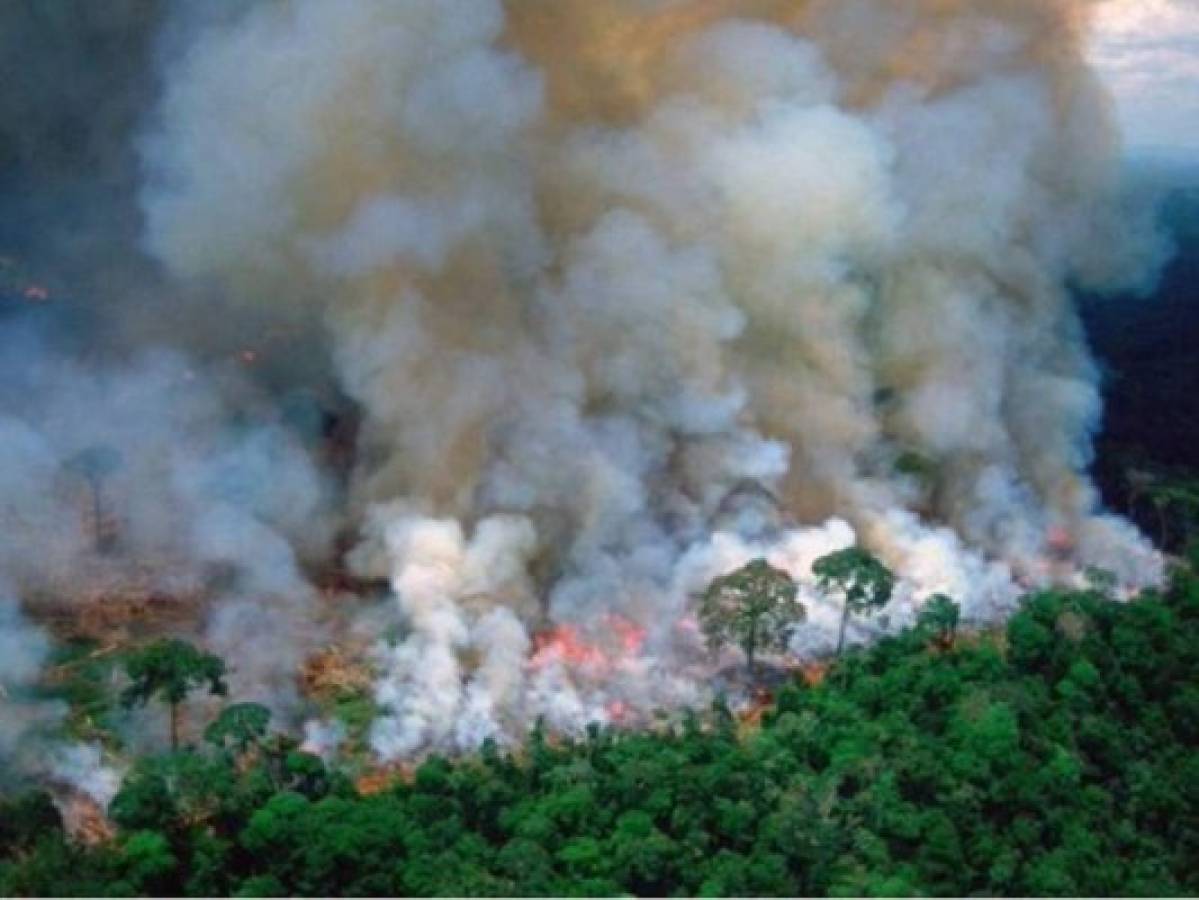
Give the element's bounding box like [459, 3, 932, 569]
[1091, 0, 1199, 160]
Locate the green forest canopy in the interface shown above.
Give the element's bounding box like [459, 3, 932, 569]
[3, 553, 1199, 897]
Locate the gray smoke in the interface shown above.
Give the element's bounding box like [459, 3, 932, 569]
[0, 0, 1176, 769]
[0, 590, 64, 768]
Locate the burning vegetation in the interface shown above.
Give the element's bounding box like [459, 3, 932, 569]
[0, 4, 1187, 888]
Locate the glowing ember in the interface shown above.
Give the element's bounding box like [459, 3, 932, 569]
[23, 284, 50, 302]
[239, 348, 258, 365]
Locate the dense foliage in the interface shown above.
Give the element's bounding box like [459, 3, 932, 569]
[699, 558, 804, 677]
[813, 547, 896, 656]
[3, 561, 1198, 897]
[120, 639, 228, 751]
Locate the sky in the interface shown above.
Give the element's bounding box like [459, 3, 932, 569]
[1090, 0, 1199, 159]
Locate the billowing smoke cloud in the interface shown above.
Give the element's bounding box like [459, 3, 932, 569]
[0, 334, 334, 712]
[0, 0, 1174, 768]
[0, 327, 336, 788]
[134, 0, 1172, 759]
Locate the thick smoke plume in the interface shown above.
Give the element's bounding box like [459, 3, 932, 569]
[0, 0, 1173, 770]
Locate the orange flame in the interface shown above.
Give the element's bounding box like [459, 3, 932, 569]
[798, 662, 828, 686]
[529, 624, 609, 672]
[606, 614, 647, 655]
[355, 764, 414, 796]
[738, 689, 773, 729]
[528, 615, 648, 674]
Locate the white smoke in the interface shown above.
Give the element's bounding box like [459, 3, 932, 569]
[49, 743, 123, 809]
[0, 343, 332, 725]
[0, 594, 65, 763]
[301, 718, 346, 761]
[367, 513, 537, 758]
[137, 0, 1170, 760]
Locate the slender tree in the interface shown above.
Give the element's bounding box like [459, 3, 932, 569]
[121, 639, 227, 750]
[64, 444, 122, 552]
[699, 558, 805, 679]
[813, 547, 895, 657]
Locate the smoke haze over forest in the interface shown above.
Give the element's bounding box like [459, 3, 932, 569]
[0, 0, 1193, 784]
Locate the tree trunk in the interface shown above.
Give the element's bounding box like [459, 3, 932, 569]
[745, 638, 756, 683]
[89, 478, 104, 552]
[1155, 500, 1170, 550]
[170, 701, 179, 751]
[836, 603, 851, 657]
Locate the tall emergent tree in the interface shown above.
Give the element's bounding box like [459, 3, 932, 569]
[699, 558, 805, 679]
[63, 444, 123, 552]
[121, 639, 227, 750]
[813, 547, 895, 657]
